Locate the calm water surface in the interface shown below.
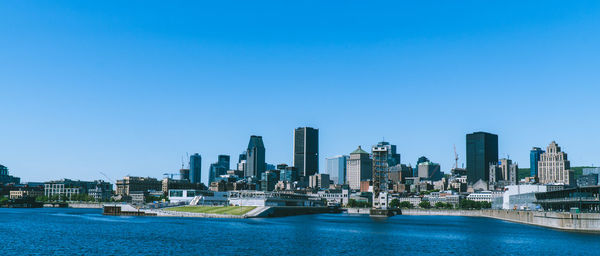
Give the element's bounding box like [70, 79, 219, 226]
[0, 208, 598, 255]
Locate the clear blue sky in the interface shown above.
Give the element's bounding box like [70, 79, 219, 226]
[2, 1, 600, 183]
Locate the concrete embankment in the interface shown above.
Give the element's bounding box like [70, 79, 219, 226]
[253, 206, 342, 217]
[402, 209, 600, 232]
[346, 208, 371, 215]
[68, 203, 104, 209]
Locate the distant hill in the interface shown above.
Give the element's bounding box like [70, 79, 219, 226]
[518, 166, 595, 180]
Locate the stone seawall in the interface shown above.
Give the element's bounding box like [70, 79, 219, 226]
[402, 209, 600, 232]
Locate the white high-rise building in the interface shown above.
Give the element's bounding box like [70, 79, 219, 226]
[538, 141, 574, 185]
[346, 146, 372, 190]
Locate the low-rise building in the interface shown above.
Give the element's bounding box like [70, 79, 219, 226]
[228, 191, 324, 207]
[394, 196, 422, 207]
[309, 174, 330, 190]
[44, 179, 113, 201]
[162, 178, 206, 194]
[9, 187, 44, 199]
[466, 190, 502, 203]
[116, 176, 161, 196]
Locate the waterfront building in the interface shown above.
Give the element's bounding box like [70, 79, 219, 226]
[466, 132, 498, 184]
[530, 147, 544, 177]
[168, 189, 228, 205]
[537, 141, 574, 186]
[347, 146, 372, 190]
[326, 155, 349, 185]
[394, 196, 422, 207]
[228, 190, 325, 207]
[309, 173, 330, 189]
[535, 186, 600, 212]
[498, 184, 547, 210]
[466, 190, 502, 203]
[45, 179, 113, 201]
[417, 161, 442, 181]
[246, 135, 266, 178]
[0, 164, 20, 184]
[423, 192, 460, 208]
[189, 153, 202, 184]
[314, 188, 350, 206]
[116, 176, 161, 196]
[9, 187, 44, 200]
[293, 127, 319, 177]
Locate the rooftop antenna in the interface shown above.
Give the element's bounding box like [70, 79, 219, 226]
[453, 144, 459, 169]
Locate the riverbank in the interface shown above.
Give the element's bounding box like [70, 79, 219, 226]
[403, 209, 600, 232]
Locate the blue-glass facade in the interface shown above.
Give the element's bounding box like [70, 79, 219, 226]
[189, 153, 202, 184]
[326, 155, 349, 185]
[530, 147, 544, 177]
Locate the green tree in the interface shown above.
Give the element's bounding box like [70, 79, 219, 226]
[389, 199, 400, 208]
[0, 197, 9, 205]
[434, 202, 445, 209]
[399, 201, 414, 208]
[418, 201, 431, 209]
[347, 199, 357, 208]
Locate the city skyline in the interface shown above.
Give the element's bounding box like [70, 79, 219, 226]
[2, 2, 600, 183]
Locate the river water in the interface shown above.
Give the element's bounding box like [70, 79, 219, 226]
[0, 208, 598, 255]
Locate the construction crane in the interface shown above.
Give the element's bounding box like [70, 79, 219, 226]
[453, 144, 459, 170]
[99, 171, 115, 183]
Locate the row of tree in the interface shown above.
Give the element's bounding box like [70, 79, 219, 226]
[376, 199, 492, 210]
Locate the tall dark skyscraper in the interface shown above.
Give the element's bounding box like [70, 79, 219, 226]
[530, 147, 544, 178]
[293, 127, 319, 177]
[246, 135, 266, 178]
[466, 132, 498, 184]
[189, 153, 202, 184]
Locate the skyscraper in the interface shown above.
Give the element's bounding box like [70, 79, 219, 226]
[326, 155, 349, 185]
[538, 141, 573, 185]
[208, 155, 230, 184]
[530, 147, 544, 178]
[375, 141, 401, 166]
[346, 146, 372, 190]
[237, 151, 247, 172]
[417, 161, 442, 181]
[189, 153, 202, 184]
[246, 135, 266, 178]
[466, 132, 498, 184]
[293, 127, 319, 177]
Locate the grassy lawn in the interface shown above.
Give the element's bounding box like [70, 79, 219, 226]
[165, 206, 256, 215]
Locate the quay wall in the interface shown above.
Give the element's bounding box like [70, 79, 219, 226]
[402, 209, 600, 232]
[69, 203, 103, 209]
